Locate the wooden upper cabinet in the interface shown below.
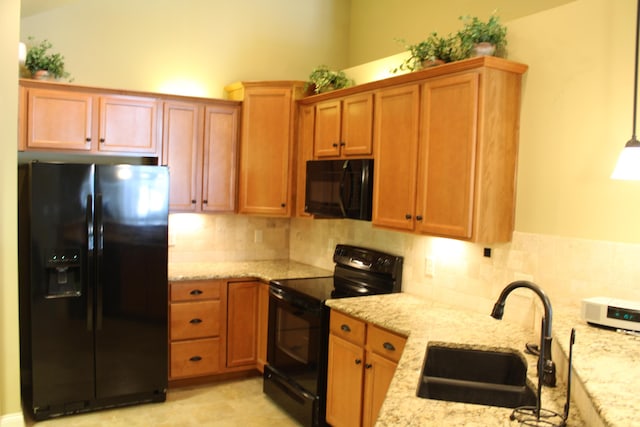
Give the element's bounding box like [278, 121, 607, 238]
[25, 87, 93, 151]
[201, 104, 239, 213]
[416, 73, 478, 239]
[163, 101, 203, 212]
[226, 81, 305, 217]
[98, 95, 159, 155]
[162, 100, 240, 213]
[372, 84, 420, 232]
[314, 93, 373, 158]
[20, 81, 160, 157]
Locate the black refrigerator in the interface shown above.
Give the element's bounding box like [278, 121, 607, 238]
[18, 162, 169, 421]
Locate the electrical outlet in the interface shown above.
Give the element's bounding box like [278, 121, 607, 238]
[425, 256, 435, 277]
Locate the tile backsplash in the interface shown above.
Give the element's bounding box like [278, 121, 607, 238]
[170, 214, 640, 330]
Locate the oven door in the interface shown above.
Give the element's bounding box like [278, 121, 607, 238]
[266, 286, 326, 395]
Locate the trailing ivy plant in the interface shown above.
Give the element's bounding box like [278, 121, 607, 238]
[305, 65, 353, 94]
[457, 13, 507, 57]
[393, 32, 464, 73]
[25, 36, 72, 80]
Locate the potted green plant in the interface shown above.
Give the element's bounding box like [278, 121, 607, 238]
[305, 65, 353, 94]
[393, 33, 463, 73]
[457, 14, 507, 58]
[24, 37, 72, 81]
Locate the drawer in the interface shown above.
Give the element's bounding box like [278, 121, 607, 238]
[170, 280, 221, 302]
[170, 338, 220, 378]
[330, 310, 365, 346]
[367, 324, 406, 363]
[170, 300, 221, 340]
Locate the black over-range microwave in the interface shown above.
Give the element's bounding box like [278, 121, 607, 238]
[305, 159, 373, 220]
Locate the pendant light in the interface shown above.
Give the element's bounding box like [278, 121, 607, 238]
[612, 0, 640, 180]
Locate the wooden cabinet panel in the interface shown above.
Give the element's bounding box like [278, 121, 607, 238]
[170, 338, 220, 378]
[314, 100, 342, 157]
[170, 279, 221, 302]
[417, 73, 478, 239]
[202, 104, 239, 212]
[170, 300, 221, 340]
[296, 104, 315, 217]
[163, 101, 203, 212]
[326, 334, 365, 427]
[26, 88, 93, 151]
[326, 310, 408, 427]
[256, 282, 270, 373]
[362, 352, 397, 427]
[226, 281, 259, 368]
[98, 95, 159, 154]
[372, 84, 420, 231]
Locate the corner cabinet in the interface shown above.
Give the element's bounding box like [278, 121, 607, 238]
[326, 310, 406, 427]
[19, 79, 161, 157]
[225, 81, 305, 217]
[162, 99, 240, 213]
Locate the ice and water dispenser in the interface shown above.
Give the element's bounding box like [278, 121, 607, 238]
[45, 251, 82, 298]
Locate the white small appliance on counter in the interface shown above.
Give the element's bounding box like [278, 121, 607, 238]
[581, 297, 640, 332]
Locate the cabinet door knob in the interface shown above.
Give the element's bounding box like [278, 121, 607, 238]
[189, 356, 202, 362]
[340, 324, 351, 333]
[203, 200, 208, 204]
[190, 289, 203, 296]
[405, 214, 412, 220]
[383, 342, 396, 352]
[191, 199, 197, 204]
[281, 203, 286, 208]
[365, 363, 372, 369]
[189, 318, 203, 324]
[85, 137, 91, 142]
[355, 359, 362, 365]
[339, 141, 346, 146]
[416, 215, 423, 221]
[99, 138, 105, 143]
[332, 143, 338, 148]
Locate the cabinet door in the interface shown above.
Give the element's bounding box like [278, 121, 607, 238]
[162, 101, 203, 212]
[362, 352, 397, 427]
[326, 334, 365, 427]
[296, 104, 315, 217]
[341, 92, 373, 157]
[372, 84, 420, 231]
[98, 95, 159, 155]
[238, 87, 294, 216]
[417, 73, 479, 239]
[202, 104, 239, 213]
[26, 88, 93, 151]
[227, 281, 259, 368]
[314, 100, 342, 158]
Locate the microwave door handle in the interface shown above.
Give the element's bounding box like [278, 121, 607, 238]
[338, 161, 349, 217]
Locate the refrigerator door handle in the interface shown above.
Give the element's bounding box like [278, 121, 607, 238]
[95, 193, 104, 331]
[86, 194, 94, 331]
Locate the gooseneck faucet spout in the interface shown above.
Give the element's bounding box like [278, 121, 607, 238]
[491, 280, 557, 387]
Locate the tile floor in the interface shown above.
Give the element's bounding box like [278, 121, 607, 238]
[26, 376, 302, 426]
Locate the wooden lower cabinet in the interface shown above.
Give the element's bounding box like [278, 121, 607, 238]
[326, 310, 406, 427]
[168, 278, 262, 381]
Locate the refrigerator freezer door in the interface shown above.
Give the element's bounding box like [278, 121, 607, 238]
[94, 165, 169, 399]
[19, 163, 96, 411]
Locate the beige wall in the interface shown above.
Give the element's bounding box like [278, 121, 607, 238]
[1, 0, 22, 420]
[20, 0, 351, 98]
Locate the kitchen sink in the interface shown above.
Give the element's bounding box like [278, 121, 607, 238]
[417, 344, 537, 408]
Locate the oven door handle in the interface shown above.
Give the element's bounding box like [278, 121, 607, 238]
[269, 287, 321, 315]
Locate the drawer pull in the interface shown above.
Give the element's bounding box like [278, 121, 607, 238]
[190, 289, 203, 296]
[340, 324, 351, 333]
[189, 356, 202, 362]
[383, 342, 396, 352]
[189, 318, 203, 324]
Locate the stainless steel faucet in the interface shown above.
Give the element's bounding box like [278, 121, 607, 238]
[491, 280, 557, 387]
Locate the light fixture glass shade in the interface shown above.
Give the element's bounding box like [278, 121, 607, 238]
[611, 141, 640, 180]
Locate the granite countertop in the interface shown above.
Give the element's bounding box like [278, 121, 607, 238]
[168, 259, 333, 282]
[326, 294, 587, 426]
